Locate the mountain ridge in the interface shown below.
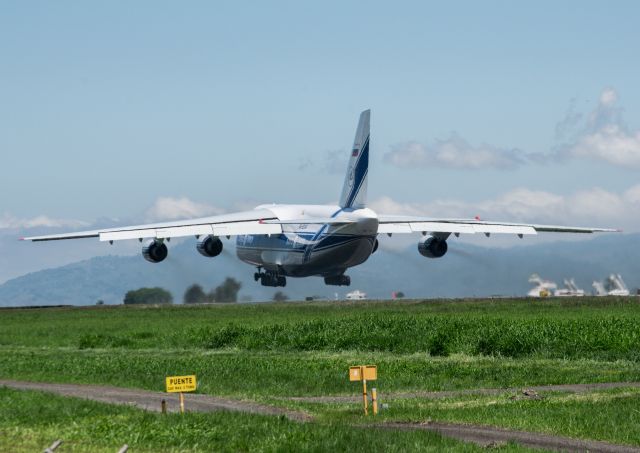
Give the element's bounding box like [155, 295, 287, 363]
[1, 234, 638, 306]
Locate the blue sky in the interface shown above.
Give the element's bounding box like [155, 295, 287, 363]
[2, 1, 640, 232]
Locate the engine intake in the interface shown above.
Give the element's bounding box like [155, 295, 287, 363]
[418, 236, 448, 258]
[197, 235, 223, 258]
[142, 239, 168, 263]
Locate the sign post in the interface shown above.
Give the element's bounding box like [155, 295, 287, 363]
[349, 365, 377, 415]
[165, 375, 197, 414]
[371, 387, 378, 415]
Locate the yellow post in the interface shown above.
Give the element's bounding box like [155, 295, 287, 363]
[372, 387, 378, 415]
[362, 378, 368, 415]
[179, 392, 185, 414]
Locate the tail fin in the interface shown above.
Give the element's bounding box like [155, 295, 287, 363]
[339, 109, 370, 209]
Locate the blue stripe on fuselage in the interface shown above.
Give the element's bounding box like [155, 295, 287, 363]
[303, 207, 343, 262]
[236, 233, 371, 253]
[236, 234, 374, 257]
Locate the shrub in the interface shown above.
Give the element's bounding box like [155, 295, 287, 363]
[123, 287, 173, 305]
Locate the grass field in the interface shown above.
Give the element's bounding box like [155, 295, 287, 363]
[2, 387, 506, 453]
[2, 297, 640, 451]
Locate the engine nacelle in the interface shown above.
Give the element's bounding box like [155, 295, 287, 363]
[417, 236, 448, 258]
[197, 235, 223, 258]
[371, 238, 379, 254]
[142, 239, 168, 263]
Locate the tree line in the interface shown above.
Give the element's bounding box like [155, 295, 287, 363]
[182, 278, 241, 304]
[123, 277, 242, 305]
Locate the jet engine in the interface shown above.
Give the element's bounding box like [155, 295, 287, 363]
[371, 238, 379, 254]
[417, 235, 447, 258]
[196, 235, 223, 258]
[142, 239, 168, 263]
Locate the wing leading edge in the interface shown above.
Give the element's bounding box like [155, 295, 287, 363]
[22, 212, 618, 242]
[22, 209, 283, 242]
[377, 215, 619, 236]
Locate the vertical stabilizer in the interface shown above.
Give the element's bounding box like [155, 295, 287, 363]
[339, 109, 370, 209]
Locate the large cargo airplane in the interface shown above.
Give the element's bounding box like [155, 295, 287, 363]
[23, 110, 617, 287]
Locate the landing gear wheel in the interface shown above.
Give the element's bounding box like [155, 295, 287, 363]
[324, 275, 351, 286]
[257, 271, 287, 287]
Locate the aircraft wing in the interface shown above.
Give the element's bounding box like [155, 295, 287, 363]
[377, 215, 619, 236]
[262, 218, 356, 225]
[21, 209, 283, 242]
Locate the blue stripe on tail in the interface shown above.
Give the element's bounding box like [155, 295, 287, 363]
[344, 135, 369, 208]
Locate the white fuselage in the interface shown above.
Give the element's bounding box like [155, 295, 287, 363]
[236, 205, 378, 277]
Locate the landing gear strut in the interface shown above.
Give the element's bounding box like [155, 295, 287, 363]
[324, 275, 351, 286]
[255, 268, 286, 287]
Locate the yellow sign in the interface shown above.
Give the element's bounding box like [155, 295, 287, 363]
[349, 365, 377, 381]
[165, 375, 197, 393]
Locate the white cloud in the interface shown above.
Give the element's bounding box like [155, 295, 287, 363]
[384, 135, 527, 170]
[600, 87, 618, 106]
[144, 197, 225, 222]
[370, 184, 640, 232]
[0, 213, 88, 230]
[298, 149, 348, 174]
[384, 87, 640, 171]
[1, 197, 228, 231]
[554, 98, 583, 141]
[559, 88, 640, 167]
[567, 125, 640, 167]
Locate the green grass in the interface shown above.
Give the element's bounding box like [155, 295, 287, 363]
[2, 297, 640, 450]
[2, 297, 640, 355]
[2, 348, 640, 398]
[0, 387, 530, 452]
[362, 387, 640, 447]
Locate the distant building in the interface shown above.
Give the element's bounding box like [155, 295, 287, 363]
[527, 274, 585, 297]
[527, 274, 557, 297]
[593, 274, 630, 296]
[346, 290, 367, 300]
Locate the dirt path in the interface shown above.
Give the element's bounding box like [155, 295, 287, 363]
[284, 381, 640, 403]
[382, 421, 640, 453]
[0, 380, 312, 422]
[3, 379, 640, 452]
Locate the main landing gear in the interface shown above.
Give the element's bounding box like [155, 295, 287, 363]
[254, 268, 286, 287]
[324, 275, 351, 286]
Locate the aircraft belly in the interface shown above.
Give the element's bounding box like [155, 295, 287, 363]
[283, 235, 375, 277]
[236, 235, 304, 271]
[236, 233, 376, 278]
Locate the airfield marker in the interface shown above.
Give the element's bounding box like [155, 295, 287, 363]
[372, 388, 378, 415]
[363, 379, 368, 415]
[165, 374, 197, 414]
[349, 365, 377, 416]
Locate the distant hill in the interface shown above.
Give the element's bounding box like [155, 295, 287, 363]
[0, 234, 638, 306]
